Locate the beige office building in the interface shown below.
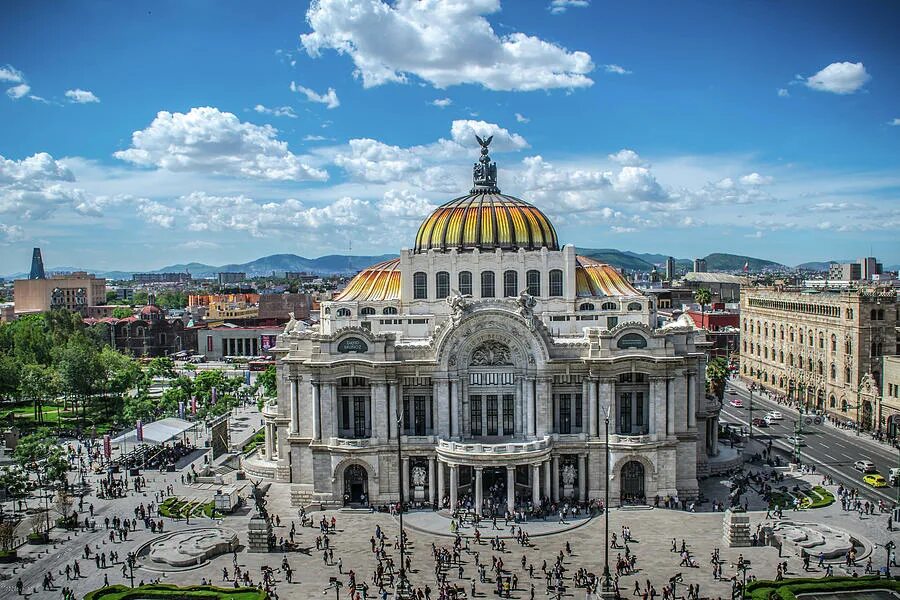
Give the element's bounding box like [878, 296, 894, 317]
[14, 272, 107, 315]
[740, 286, 898, 432]
[882, 355, 900, 440]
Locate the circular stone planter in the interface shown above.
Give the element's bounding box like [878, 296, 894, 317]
[0, 550, 18, 563]
[27, 533, 50, 545]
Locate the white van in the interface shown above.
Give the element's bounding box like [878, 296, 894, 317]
[889, 468, 900, 487]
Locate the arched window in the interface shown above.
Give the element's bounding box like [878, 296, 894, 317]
[382, 306, 398, 315]
[601, 302, 617, 310]
[323, 307, 331, 315]
[360, 307, 376, 316]
[435, 271, 450, 299]
[871, 309, 877, 320]
[779, 351, 784, 363]
[877, 309, 884, 320]
[750, 322, 754, 334]
[337, 308, 351, 317]
[743, 341, 747, 352]
[788, 353, 793, 367]
[413, 272, 428, 299]
[764, 324, 768, 338]
[764, 347, 769, 359]
[818, 333, 824, 349]
[799, 330, 804, 344]
[829, 395, 836, 409]
[458, 271, 472, 296]
[830, 363, 836, 380]
[780, 325, 784, 340]
[831, 334, 836, 352]
[808, 330, 813, 346]
[789, 328, 794, 342]
[579, 303, 595, 311]
[627, 302, 642, 311]
[817, 360, 823, 376]
[845, 339, 852, 354]
[845, 367, 851, 384]
[503, 270, 518, 297]
[481, 271, 495, 298]
[807, 358, 813, 371]
[549, 269, 563, 296]
[526, 270, 540, 296]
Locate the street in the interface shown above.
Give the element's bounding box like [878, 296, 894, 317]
[721, 379, 900, 506]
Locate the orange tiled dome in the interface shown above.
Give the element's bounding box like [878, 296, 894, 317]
[414, 193, 559, 253]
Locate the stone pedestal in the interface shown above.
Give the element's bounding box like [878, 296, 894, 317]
[722, 508, 751, 547]
[247, 514, 272, 553]
[413, 485, 425, 501]
[562, 485, 574, 500]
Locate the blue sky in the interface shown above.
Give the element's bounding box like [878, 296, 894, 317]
[1, 0, 898, 273]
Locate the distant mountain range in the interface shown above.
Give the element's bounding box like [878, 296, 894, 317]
[4, 251, 889, 281]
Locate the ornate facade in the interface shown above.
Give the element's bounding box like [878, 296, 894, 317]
[740, 286, 899, 431]
[251, 140, 718, 511]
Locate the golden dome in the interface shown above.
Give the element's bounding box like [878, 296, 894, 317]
[575, 256, 639, 297]
[333, 258, 401, 302]
[414, 193, 559, 253]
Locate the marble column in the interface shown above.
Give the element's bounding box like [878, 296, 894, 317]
[388, 382, 397, 440]
[536, 378, 551, 437]
[543, 460, 551, 499]
[401, 457, 410, 502]
[515, 377, 524, 437]
[588, 377, 598, 437]
[578, 454, 587, 501]
[428, 457, 436, 505]
[531, 464, 541, 505]
[665, 377, 674, 436]
[328, 382, 338, 438]
[265, 423, 274, 459]
[650, 377, 665, 437]
[449, 465, 458, 511]
[311, 380, 321, 440]
[435, 378, 450, 438]
[448, 379, 456, 438]
[551, 455, 559, 502]
[582, 378, 590, 435]
[373, 382, 388, 442]
[290, 377, 299, 434]
[437, 460, 445, 508]
[506, 466, 515, 515]
[474, 467, 483, 515]
[525, 378, 534, 436]
[687, 372, 697, 429]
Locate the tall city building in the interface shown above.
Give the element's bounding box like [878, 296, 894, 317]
[665, 256, 675, 281]
[827, 257, 883, 282]
[29, 247, 46, 280]
[248, 141, 719, 509]
[14, 271, 107, 315]
[218, 272, 247, 285]
[740, 286, 898, 431]
[693, 258, 707, 273]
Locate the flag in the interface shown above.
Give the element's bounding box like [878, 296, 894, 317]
[245, 370, 251, 385]
[211, 387, 217, 405]
[743, 261, 749, 273]
[191, 395, 197, 415]
[136, 419, 143, 442]
[178, 401, 185, 419]
[103, 434, 111, 459]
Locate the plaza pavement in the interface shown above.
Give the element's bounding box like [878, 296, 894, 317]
[1, 409, 896, 599]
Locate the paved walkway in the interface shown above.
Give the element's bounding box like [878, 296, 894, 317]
[400, 508, 594, 538]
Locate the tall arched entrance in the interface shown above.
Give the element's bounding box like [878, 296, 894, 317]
[620, 461, 645, 504]
[343, 464, 369, 506]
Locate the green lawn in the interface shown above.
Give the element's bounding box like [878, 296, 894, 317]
[0, 400, 118, 434]
[84, 584, 266, 600]
[746, 575, 899, 600]
[159, 497, 218, 519]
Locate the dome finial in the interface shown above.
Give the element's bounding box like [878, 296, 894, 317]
[472, 134, 499, 193]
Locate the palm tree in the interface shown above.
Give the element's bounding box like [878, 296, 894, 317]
[694, 288, 712, 327]
[705, 357, 729, 400]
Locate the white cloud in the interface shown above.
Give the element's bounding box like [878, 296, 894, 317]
[300, 0, 594, 91]
[253, 104, 297, 118]
[113, 106, 328, 182]
[178, 240, 221, 250]
[549, 0, 589, 14]
[137, 199, 177, 228]
[0, 65, 24, 83]
[289, 81, 340, 109]
[806, 201, 866, 212]
[889, 118, 900, 127]
[744, 231, 764, 239]
[608, 149, 644, 167]
[303, 134, 329, 141]
[610, 226, 636, 233]
[777, 88, 789, 98]
[602, 64, 632, 75]
[739, 172, 773, 186]
[0, 152, 85, 219]
[0, 223, 25, 243]
[6, 83, 30, 100]
[449, 120, 529, 151]
[514, 113, 529, 124]
[65, 89, 100, 103]
[805, 61, 870, 95]
[431, 98, 453, 108]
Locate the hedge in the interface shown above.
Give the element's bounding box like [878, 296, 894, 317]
[84, 584, 267, 600]
[746, 575, 899, 600]
[159, 497, 216, 519]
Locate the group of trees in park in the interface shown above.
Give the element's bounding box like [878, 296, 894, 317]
[104, 290, 191, 309]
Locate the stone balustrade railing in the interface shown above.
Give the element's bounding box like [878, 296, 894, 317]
[327, 437, 371, 448]
[437, 435, 552, 456]
[608, 433, 656, 444]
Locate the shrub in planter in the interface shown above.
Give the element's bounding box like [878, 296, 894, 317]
[27, 532, 49, 544]
[0, 549, 18, 563]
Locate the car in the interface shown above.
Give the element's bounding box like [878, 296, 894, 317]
[863, 474, 888, 488]
[766, 411, 784, 420]
[729, 398, 744, 408]
[786, 435, 806, 446]
[854, 460, 877, 473]
[751, 418, 769, 427]
[889, 468, 900, 486]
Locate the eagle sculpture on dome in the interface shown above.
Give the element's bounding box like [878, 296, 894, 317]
[472, 135, 498, 191]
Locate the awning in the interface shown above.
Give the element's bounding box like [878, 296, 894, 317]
[111, 417, 198, 446]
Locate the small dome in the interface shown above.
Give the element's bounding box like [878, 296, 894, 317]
[140, 304, 163, 319]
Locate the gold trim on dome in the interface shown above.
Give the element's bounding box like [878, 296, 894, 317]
[414, 193, 559, 253]
[575, 256, 639, 297]
[333, 258, 401, 302]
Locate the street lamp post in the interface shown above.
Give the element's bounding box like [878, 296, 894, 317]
[601, 404, 613, 597]
[395, 406, 410, 599]
[885, 541, 895, 577]
[748, 386, 753, 441]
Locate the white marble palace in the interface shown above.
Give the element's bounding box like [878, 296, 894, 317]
[249, 138, 720, 512]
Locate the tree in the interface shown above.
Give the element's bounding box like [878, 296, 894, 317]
[0, 465, 30, 509]
[97, 347, 142, 422]
[14, 429, 70, 492]
[112, 307, 133, 319]
[56, 336, 102, 426]
[256, 366, 277, 398]
[694, 288, 712, 326]
[123, 390, 156, 423]
[18, 363, 59, 424]
[146, 356, 176, 379]
[706, 356, 729, 401]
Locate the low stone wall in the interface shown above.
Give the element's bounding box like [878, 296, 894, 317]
[241, 450, 276, 479]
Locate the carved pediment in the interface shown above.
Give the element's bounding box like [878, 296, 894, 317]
[469, 340, 513, 366]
